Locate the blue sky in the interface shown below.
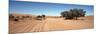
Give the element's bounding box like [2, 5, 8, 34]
[9, 1, 94, 16]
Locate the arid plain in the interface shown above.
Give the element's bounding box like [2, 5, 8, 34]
[9, 14, 94, 34]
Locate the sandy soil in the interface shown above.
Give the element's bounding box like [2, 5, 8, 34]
[9, 15, 94, 34]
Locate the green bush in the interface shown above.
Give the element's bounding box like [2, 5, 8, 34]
[61, 8, 86, 20]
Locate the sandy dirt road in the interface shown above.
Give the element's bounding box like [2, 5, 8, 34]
[9, 16, 94, 34]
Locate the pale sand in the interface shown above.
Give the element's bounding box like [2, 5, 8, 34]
[9, 15, 94, 34]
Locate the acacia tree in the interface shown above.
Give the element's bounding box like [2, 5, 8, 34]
[61, 8, 86, 20]
[61, 11, 73, 19]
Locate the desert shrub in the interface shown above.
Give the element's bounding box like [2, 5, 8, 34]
[61, 8, 86, 20]
[36, 15, 46, 20]
[22, 16, 25, 18]
[9, 14, 14, 19]
[36, 15, 42, 20]
[14, 18, 19, 21]
[42, 14, 46, 19]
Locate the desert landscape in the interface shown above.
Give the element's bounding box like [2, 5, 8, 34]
[9, 1, 94, 34]
[9, 13, 94, 34]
